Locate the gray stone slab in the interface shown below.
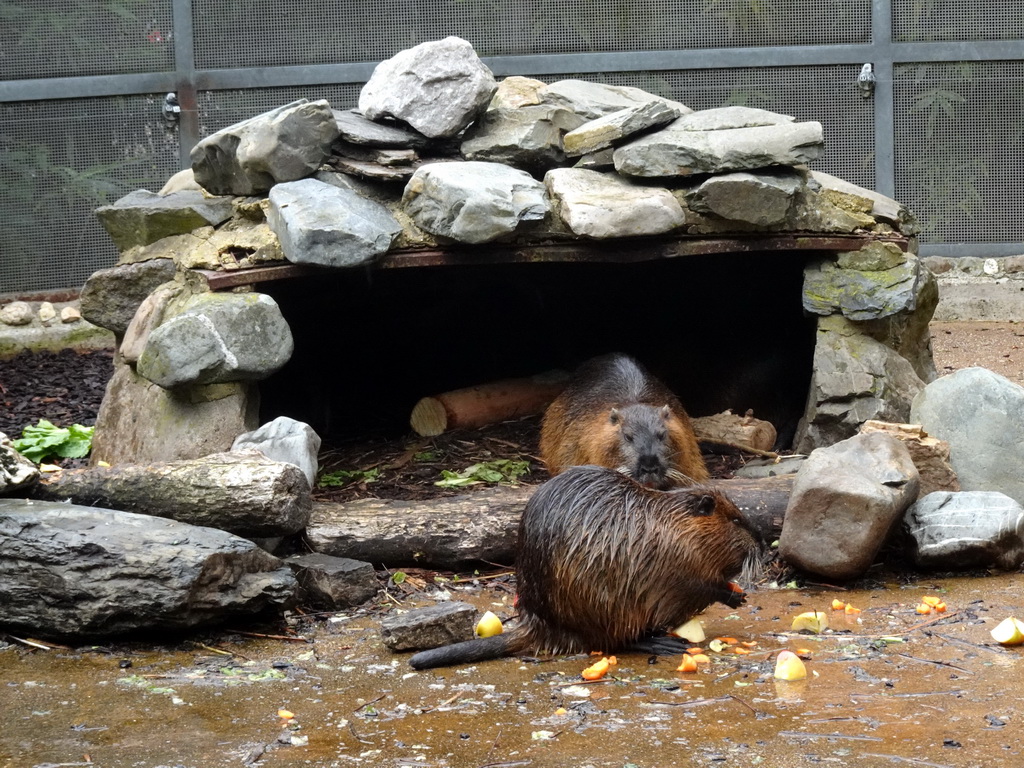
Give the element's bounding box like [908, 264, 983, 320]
[380, 601, 477, 652]
[905, 491, 1024, 571]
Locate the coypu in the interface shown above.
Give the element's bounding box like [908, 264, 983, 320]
[409, 465, 760, 669]
[539, 353, 708, 489]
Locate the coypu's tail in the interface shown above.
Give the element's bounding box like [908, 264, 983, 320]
[409, 634, 513, 669]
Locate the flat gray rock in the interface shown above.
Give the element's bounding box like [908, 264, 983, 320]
[545, 168, 684, 238]
[461, 105, 585, 172]
[359, 37, 496, 139]
[675, 106, 797, 131]
[563, 100, 681, 157]
[686, 169, 805, 226]
[910, 367, 1024, 506]
[233, 416, 321, 488]
[332, 109, 431, 148]
[380, 602, 476, 652]
[267, 178, 402, 267]
[137, 292, 294, 388]
[537, 79, 691, 121]
[96, 189, 234, 251]
[286, 553, 378, 609]
[780, 432, 920, 580]
[905, 491, 1024, 571]
[191, 99, 339, 195]
[614, 119, 823, 178]
[79, 258, 178, 335]
[402, 161, 548, 244]
[0, 499, 296, 637]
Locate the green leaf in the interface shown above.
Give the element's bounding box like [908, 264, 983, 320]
[12, 419, 92, 463]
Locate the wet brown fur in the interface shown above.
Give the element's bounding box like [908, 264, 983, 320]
[540, 353, 708, 489]
[409, 465, 759, 669]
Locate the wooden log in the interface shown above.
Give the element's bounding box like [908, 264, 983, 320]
[692, 410, 778, 453]
[308, 485, 535, 569]
[710, 474, 794, 542]
[409, 370, 569, 436]
[306, 475, 793, 569]
[27, 450, 311, 538]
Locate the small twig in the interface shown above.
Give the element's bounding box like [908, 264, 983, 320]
[901, 610, 961, 634]
[193, 642, 233, 656]
[6, 635, 67, 651]
[726, 693, 759, 716]
[929, 631, 1009, 655]
[478, 761, 532, 768]
[354, 693, 386, 713]
[348, 720, 374, 745]
[895, 652, 972, 674]
[648, 694, 732, 708]
[699, 438, 779, 459]
[778, 731, 883, 742]
[229, 630, 310, 643]
[454, 571, 515, 582]
[860, 753, 952, 768]
[850, 689, 966, 699]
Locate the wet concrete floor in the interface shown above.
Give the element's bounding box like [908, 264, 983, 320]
[3, 572, 1024, 768]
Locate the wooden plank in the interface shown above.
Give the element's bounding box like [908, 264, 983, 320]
[198, 233, 911, 291]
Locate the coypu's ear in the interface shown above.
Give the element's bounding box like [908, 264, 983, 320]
[609, 407, 620, 425]
[659, 405, 671, 421]
[693, 494, 717, 517]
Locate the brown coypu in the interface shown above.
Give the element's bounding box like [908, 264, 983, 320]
[409, 465, 760, 669]
[539, 353, 708, 489]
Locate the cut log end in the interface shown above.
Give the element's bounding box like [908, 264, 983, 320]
[410, 397, 448, 437]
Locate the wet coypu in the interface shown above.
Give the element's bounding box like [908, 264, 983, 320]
[409, 465, 760, 669]
[539, 353, 708, 489]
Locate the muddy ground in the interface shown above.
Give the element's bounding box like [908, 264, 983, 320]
[2, 321, 1024, 768]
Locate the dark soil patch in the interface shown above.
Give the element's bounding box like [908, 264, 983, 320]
[1, 348, 746, 496]
[0, 348, 113, 439]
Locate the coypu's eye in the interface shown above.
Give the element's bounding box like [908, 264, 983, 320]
[623, 431, 634, 443]
[694, 495, 716, 516]
[655, 431, 666, 442]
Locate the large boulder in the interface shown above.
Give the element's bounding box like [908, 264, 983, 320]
[190, 99, 339, 195]
[90, 360, 259, 466]
[267, 178, 402, 267]
[905, 491, 1024, 571]
[95, 189, 234, 251]
[0, 499, 297, 637]
[358, 37, 496, 139]
[780, 432, 920, 580]
[910, 367, 1024, 506]
[795, 316, 926, 453]
[137, 292, 294, 388]
[402, 161, 548, 244]
[544, 168, 685, 238]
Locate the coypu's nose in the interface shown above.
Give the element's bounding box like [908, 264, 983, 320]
[637, 453, 663, 473]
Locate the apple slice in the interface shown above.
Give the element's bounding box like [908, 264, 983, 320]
[991, 617, 1024, 646]
[475, 610, 504, 638]
[671, 617, 705, 643]
[774, 650, 808, 681]
[791, 611, 829, 633]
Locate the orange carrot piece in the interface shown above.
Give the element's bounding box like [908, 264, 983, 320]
[581, 658, 611, 680]
[676, 654, 699, 673]
[831, 598, 847, 610]
[915, 603, 932, 614]
[922, 595, 943, 607]
[844, 604, 862, 615]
